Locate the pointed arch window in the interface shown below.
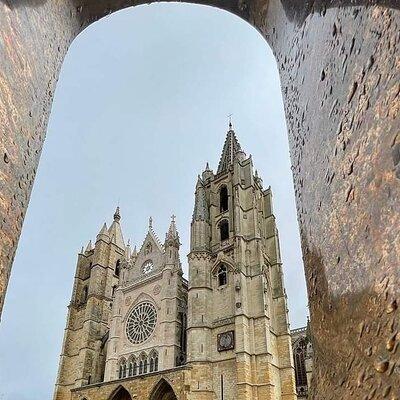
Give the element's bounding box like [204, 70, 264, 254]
[149, 350, 159, 372]
[128, 360, 133, 377]
[123, 364, 127, 378]
[115, 259, 121, 277]
[139, 359, 143, 375]
[294, 339, 309, 395]
[218, 265, 228, 286]
[219, 219, 229, 241]
[133, 360, 137, 376]
[220, 185, 228, 213]
[118, 358, 127, 379]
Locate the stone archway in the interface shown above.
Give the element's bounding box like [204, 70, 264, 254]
[149, 379, 178, 400]
[109, 386, 132, 400]
[0, 1, 399, 399]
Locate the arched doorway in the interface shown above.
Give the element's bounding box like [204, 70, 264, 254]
[109, 386, 132, 400]
[149, 379, 178, 400]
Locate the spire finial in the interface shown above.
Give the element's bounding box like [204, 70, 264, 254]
[114, 206, 121, 222]
[149, 216, 153, 229]
[228, 113, 233, 130]
[171, 214, 176, 223]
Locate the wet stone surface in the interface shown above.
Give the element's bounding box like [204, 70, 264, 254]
[0, 0, 399, 398]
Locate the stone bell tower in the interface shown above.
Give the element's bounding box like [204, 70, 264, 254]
[187, 124, 297, 400]
[53, 208, 127, 400]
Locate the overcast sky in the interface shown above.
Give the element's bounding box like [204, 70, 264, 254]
[0, 4, 307, 399]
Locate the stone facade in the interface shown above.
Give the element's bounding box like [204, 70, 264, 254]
[54, 126, 297, 400]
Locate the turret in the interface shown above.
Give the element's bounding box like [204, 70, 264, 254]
[202, 162, 213, 182]
[190, 177, 210, 252]
[165, 215, 181, 268]
[54, 208, 127, 400]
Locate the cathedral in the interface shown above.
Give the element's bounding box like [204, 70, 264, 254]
[54, 125, 302, 400]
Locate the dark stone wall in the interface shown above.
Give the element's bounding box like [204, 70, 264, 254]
[0, 0, 398, 398]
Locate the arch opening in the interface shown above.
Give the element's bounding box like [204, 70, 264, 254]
[109, 386, 132, 400]
[149, 379, 178, 400]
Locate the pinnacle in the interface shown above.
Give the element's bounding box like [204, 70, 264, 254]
[98, 222, 109, 236]
[125, 240, 131, 260]
[192, 180, 209, 222]
[85, 240, 93, 252]
[166, 214, 179, 242]
[113, 207, 121, 222]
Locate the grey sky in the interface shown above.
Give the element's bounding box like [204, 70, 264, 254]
[0, 4, 307, 399]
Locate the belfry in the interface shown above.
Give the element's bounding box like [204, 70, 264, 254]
[54, 125, 297, 400]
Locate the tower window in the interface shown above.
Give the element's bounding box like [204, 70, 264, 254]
[220, 185, 228, 212]
[115, 259, 121, 277]
[218, 265, 228, 286]
[81, 285, 88, 303]
[219, 219, 229, 241]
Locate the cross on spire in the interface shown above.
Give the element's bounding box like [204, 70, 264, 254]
[228, 113, 233, 130]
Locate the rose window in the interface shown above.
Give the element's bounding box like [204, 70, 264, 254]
[126, 302, 157, 344]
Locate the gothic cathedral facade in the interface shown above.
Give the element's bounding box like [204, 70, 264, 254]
[54, 126, 297, 400]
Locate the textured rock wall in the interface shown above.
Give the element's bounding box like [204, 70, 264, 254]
[0, 0, 398, 398]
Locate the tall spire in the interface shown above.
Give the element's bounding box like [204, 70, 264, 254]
[217, 125, 244, 173]
[192, 177, 209, 222]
